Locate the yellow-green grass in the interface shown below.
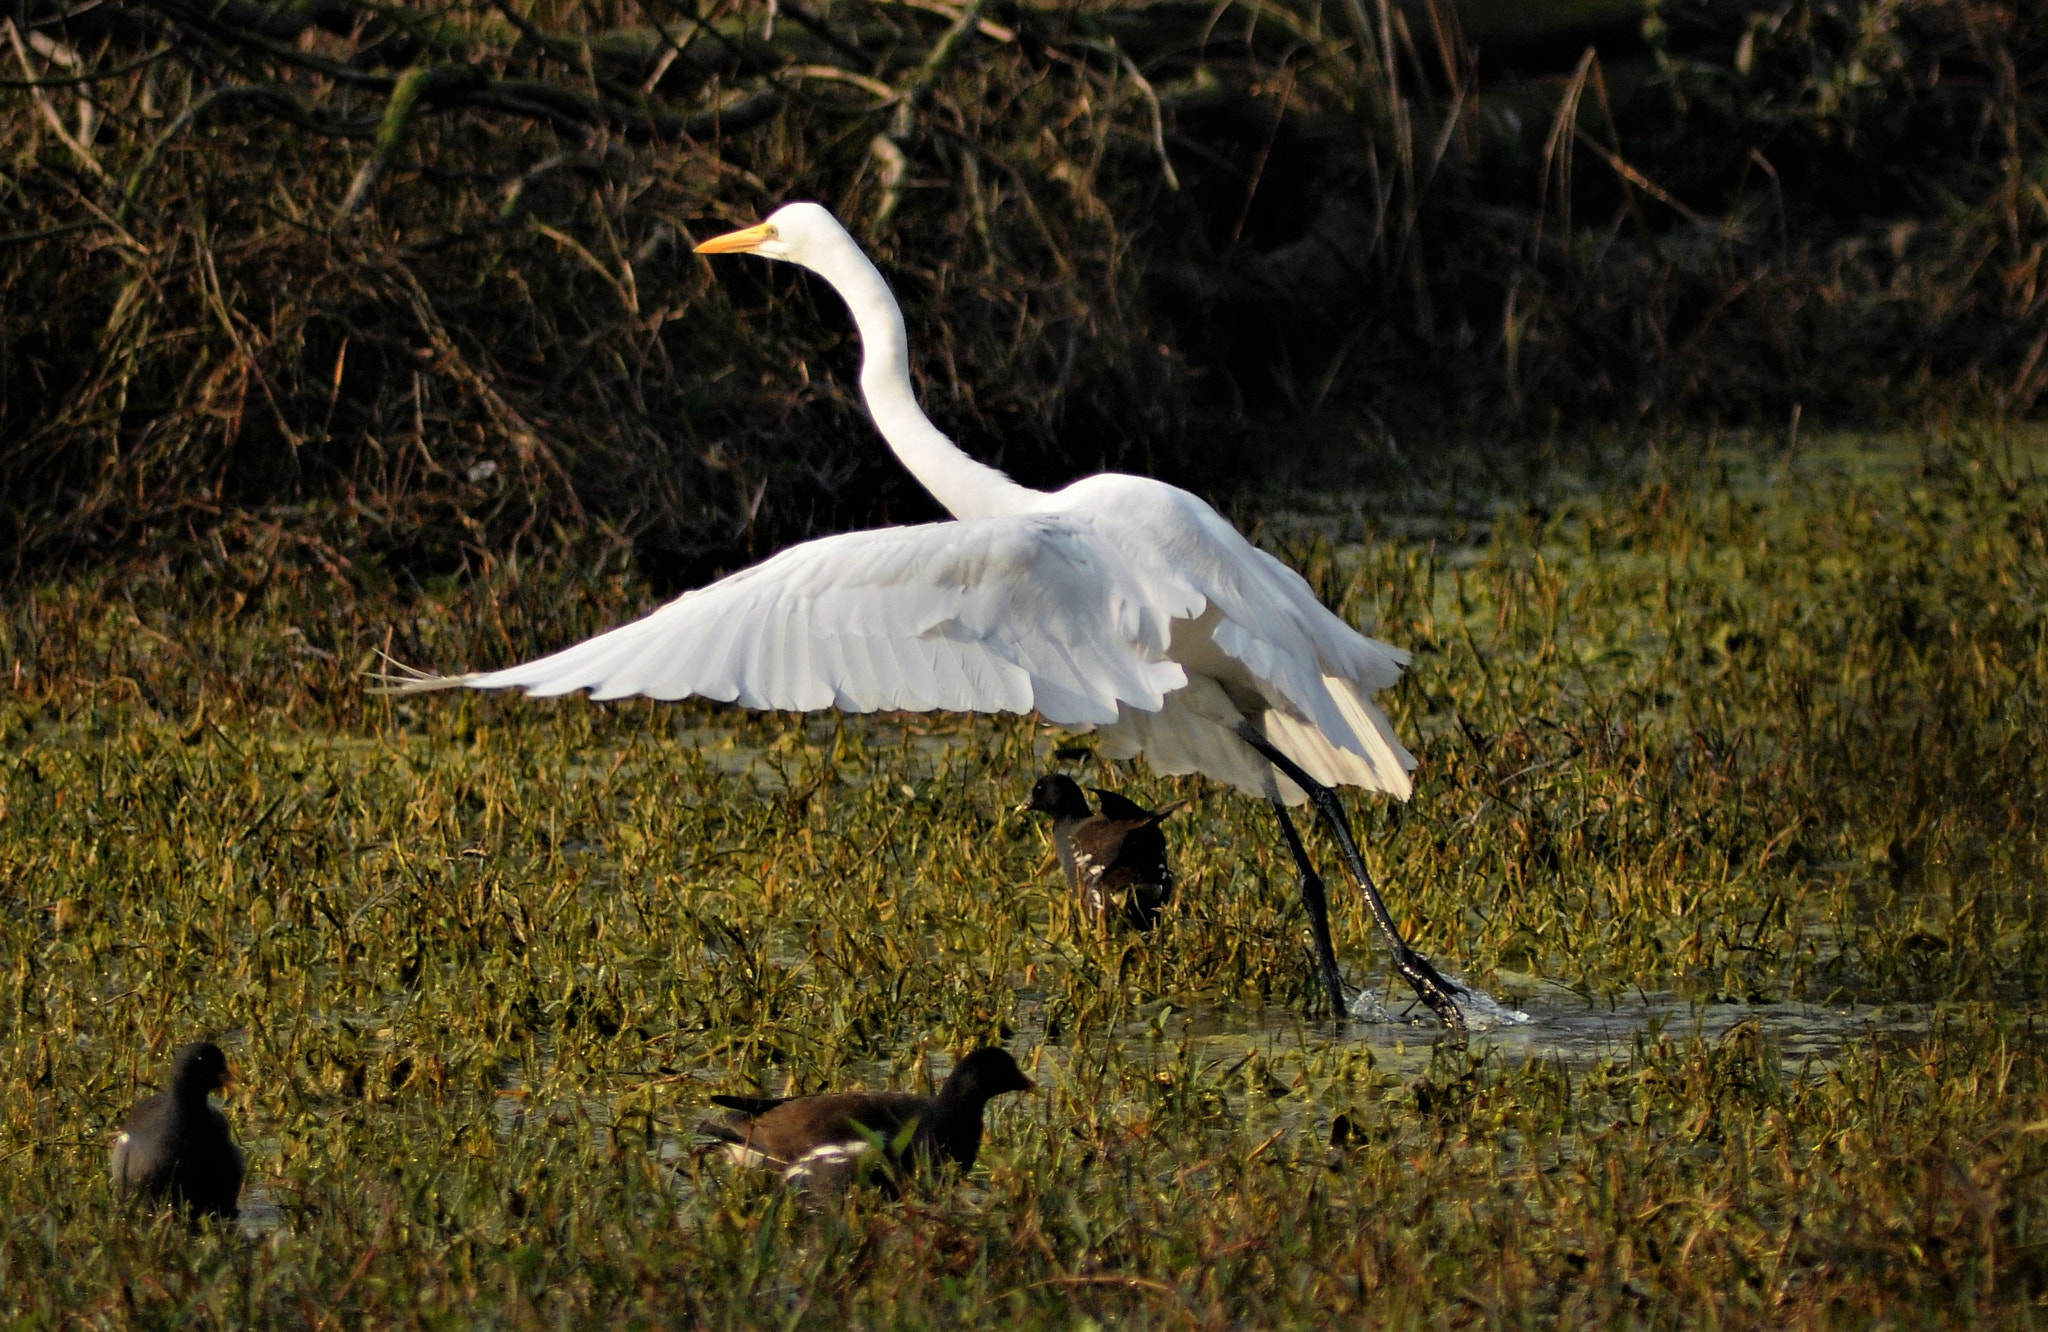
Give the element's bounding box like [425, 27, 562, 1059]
[1, 432, 2044, 1328]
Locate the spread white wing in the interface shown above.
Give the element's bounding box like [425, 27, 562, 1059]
[1046, 475, 1418, 800]
[385, 512, 1199, 727]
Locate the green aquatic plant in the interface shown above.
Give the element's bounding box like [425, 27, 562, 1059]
[0, 430, 2044, 1327]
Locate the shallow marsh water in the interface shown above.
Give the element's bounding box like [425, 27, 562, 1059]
[3, 430, 2046, 1327]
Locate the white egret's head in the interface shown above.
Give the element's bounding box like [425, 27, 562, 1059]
[693, 202, 847, 266]
[691, 201, 909, 389]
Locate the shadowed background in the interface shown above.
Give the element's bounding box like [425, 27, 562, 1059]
[3, 0, 2044, 582]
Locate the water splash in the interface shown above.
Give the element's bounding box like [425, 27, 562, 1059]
[1342, 987, 1394, 1023]
[1344, 975, 1532, 1029]
[1449, 977, 1533, 1030]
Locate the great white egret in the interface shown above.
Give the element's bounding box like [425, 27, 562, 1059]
[384, 202, 1465, 1027]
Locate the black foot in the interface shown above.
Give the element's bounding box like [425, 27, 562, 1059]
[1304, 874, 1348, 1026]
[1239, 723, 1467, 1032]
[1392, 947, 1466, 1030]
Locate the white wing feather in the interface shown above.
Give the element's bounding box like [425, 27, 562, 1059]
[386, 471, 1416, 801]
[417, 513, 1198, 727]
[1049, 475, 1415, 787]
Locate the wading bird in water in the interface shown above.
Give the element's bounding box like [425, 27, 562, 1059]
[110, 1041, 244, 1222]
[698, 1047, 1034, 1192]
[1019, 773, 1182, 932]
[382, 203, 1465, 1027]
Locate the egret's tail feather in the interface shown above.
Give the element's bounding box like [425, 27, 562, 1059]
[1259, 686, 1414, 802]
[363, 651, 473, 696]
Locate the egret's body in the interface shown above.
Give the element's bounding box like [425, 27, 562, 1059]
[390, 203, 1463, 1024]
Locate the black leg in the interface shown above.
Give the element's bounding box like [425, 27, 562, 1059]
[1239, 724, 1466, 1029]
[1269, 796, 1349, 1023]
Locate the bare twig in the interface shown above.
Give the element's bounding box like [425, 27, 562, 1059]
[4, 19, 108, 181]
[1117, 53, 1178, 192]
[336, 64, 477, 223]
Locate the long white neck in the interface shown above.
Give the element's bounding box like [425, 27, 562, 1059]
[800, 233, 1040, 521]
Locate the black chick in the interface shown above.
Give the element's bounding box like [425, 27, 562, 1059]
[1019, 773, 1182, 930]
[110, 1041, 244, 1222]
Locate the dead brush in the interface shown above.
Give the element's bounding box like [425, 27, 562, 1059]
[0, 0, 1213, 580]
[2, 0, 2046, 582]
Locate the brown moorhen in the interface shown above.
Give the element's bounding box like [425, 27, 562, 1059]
[699, 1048, 1034, 1190]
[110, 1041, 244, 1222]
[1020, 773, 1183, 929]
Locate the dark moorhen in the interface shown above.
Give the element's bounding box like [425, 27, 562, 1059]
[1020, 773, 1183, 929]
[110, 1041, 244, 1222]
[699, 1048, 1034, 1190]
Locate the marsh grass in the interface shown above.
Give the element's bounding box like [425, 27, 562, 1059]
[2, 429, 2047, 1327]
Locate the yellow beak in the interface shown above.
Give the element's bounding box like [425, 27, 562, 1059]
[694, 221, 776, 254]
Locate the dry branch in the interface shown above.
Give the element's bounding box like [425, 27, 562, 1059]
[1, 0, 2044, 579]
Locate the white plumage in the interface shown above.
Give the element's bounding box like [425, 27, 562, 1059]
[389, 202, 1463, 1024]
[416, 204, 1415, 807]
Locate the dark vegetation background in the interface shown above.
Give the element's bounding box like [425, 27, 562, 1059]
[2, 0, 2043, 584]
